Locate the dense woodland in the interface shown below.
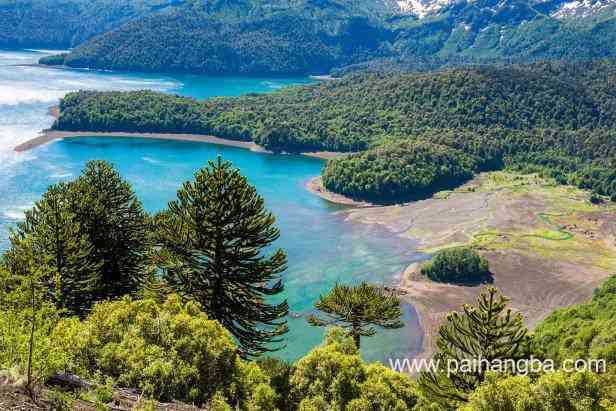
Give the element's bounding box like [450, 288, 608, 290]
[0, 0, 184, 48]
[322, 140, 477, 203]
[2, 159, 616, 410]
[57, 6, 388, 76]
[420, 247, 491, 285]
[55, 60, 616, 202]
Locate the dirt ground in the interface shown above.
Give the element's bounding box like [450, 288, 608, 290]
[344, 172, 616, 359]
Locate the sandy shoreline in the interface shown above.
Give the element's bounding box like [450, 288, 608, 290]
[14, 105, 344, 160]
[305, 177, 375, 207]
[14, 129, 341, 161]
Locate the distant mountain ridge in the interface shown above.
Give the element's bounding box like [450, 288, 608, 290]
[5, 0, 616, 75]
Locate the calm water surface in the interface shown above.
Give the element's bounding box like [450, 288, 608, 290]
[0, 50, 423, 362]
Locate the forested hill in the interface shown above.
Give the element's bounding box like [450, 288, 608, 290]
[196, 60, 616, 151]
[56, 4, 390, 76]
[35, 0, 616, 75]
[54, 60, 616, 202]
[0, 0, 185, 49]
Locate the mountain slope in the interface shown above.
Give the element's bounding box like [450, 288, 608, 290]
[61, 1, 392, 75]
[38, 0, 616, 75]
[0, 0, 185, 48]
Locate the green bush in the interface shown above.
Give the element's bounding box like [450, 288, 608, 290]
[257, 357, 294, 411]
[590, 191, 603, 204]
[0, 265, 82, 384]
[460, 371, 616, 411]
[290, 328, 419, 410]
[64, 294, 276, 407]
[421, 247, 491, 284]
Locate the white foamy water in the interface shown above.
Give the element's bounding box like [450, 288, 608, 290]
[0, 49, 182, 236]
[0, 85, 67, 105]
[0, 49, 179, 154]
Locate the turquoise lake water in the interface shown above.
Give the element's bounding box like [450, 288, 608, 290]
[0, 50, 423, 362]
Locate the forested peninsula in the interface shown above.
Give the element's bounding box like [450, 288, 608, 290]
[52, 60, 616, 203]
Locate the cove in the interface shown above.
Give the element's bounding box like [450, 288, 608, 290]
[0, 50, 424, 362]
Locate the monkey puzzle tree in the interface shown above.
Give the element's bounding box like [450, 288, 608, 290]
[307, 282, 404, 349]
[418, 287, 530, 408]
[157, 157, 288, 358]
[4, 183, 100, 316]
[68, 160, 151, 302]
[4, 161, 150, 314]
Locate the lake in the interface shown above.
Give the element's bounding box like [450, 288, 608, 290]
[0, 49, 423, 362]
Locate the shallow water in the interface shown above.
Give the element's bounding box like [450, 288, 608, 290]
[0, 50, 424, 362]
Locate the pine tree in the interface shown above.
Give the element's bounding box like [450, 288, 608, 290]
[157, 157, 288, 358]
[307, 282, 404, 349]
[418, 287, 530, 407]
[4, 183, 100, 316]
[68, 160, 150, 301]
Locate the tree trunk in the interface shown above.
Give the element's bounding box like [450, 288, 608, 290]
[352, 325, 361, 349]
[27, 278, 35, 399]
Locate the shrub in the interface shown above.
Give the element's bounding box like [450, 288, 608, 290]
[590, 191, 603, 204]
[290, 328, 419, 410]
[0, 265, 82, 384]
[421, 247, 491, 284]
[460, 371, 616, 410]
[257, 357, 293, 411]
[0, 303, 73, 383]
[66, 295, 275, 407]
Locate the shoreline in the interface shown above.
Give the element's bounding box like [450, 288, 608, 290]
[305, 177, 375, 207]
[14, 129, 342, 161]
[15, 106, 343, 161]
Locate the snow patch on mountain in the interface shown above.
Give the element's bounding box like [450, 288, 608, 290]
[395, 0, 455, 17]
[551, 0, 616, 18]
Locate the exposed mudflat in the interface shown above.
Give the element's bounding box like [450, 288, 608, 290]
[345, 172, 616, 359]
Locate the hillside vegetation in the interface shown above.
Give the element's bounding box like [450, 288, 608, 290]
[58, 3, 389, 76]
[33, 0, 616, 75]
[533, 276, 616, 365]
[1, 159, 616, 410]
[322, 140, 477, 202]
[0, 0, 183, 48]
[54, 60, 616, 202]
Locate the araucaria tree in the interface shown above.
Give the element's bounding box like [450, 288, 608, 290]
[418, 287, 530, 407]
[4, 183, 100, 315]
[307, 282, 404, 349]
[3, 161, 150, 315]
[157, 157, 289, 358]
[69, 160, 151, 302]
